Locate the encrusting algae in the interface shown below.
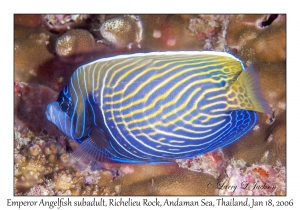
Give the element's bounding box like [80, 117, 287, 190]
[14, 14, 286, 195]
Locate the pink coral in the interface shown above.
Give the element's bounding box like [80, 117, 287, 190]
[176, 149, 227, 179]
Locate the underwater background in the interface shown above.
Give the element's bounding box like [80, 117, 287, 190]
[14, 14, 286, 195]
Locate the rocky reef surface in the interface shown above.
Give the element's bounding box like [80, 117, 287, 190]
[14, 14, 286, 195]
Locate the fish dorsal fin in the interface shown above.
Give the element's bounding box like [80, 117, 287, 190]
[70, 128, 114, 171]
[226, 65, 272, 115]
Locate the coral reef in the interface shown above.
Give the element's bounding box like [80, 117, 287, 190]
[176, 149, 227, 179]
[14, 82, 59, 134]
[119, 167, 217, 195]
[176, 150, 286, 196]
[14, 129, 121, 196]
[217, 159, 286, 195]
[187, 15, 230, 51]
[44, 14, 90, 32]
[223, 14, 286, 167]
[14, 14, 286, 196]
[99, 15, 143, 49]
[226, 15, 286, 64]
[55, 29, 96, 58]
[14, 25, 56, 85]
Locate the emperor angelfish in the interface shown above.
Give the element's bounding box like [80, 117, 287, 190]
[46, 51, 272, 166]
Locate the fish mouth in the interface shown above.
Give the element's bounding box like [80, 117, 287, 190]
[45, 102, 59, 122]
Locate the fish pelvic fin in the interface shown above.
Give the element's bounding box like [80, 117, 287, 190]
[70, 128, 115, 171]
[227, 65, 272, 115]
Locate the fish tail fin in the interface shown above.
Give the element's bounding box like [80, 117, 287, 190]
[228, 65, 272, 115]
[70, 129, 114, 171]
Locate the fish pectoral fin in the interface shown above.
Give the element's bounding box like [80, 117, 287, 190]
[70, 130, 114, 171]
[227, 65, 272, 115]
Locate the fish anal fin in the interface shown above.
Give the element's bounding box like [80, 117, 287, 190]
[227, 65, 272, 115]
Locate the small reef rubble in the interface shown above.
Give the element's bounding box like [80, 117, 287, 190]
[176, 149, 228, 179]
[14, 128, 122, 195]
[14, 14, 286, 196]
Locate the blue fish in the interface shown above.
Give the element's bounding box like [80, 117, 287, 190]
[46, 51, 271, 166]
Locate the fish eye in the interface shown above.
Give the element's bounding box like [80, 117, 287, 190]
[59, 101, 71, 112]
